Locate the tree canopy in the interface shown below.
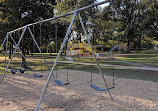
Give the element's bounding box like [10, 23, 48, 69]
[0, 0, 158, 53]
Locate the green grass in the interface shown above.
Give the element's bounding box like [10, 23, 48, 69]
[1, 60, 158, 82]
[25, 53, 66, 61]
[54, 62, 158, 82]
[130, 50, 158, 54]
[72, 56, 139, 67]
[114, 50, 158, 67]
[0, 50, 158, 82]
[0, 52, 65, 74]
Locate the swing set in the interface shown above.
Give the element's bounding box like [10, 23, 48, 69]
[0, 0, 118, 110]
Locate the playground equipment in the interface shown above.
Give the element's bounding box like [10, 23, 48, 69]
[67, 42, 97, 56]
[105, 45, 117, 56]
[0, 24, 52, 81]
[0, 0, 115, 110]
[68, 43, 116, 57]
[54, 17, 70, 86]
[10, 69, 17, 74]
[18, 68, 26, 73]
[89, 5, 116, 92]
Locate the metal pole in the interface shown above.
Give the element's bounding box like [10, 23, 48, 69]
[4, 35, 9, 74]
[78, 13, 113, 99]
[35, 12, 77, 111]
[27, 27, 51, 71]
[0, 33, 9, 51]
[106, 45, 117, 56]
[8, 0, 110, 34]
[9, 35, 35, 73]
[55, 19, 58, 78]
[0, 26, 27, 84]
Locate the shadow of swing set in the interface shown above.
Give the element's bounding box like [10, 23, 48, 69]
[0, 0, 117, 110]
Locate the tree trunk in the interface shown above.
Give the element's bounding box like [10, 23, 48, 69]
[11, 42, 14, 55]
[26, 48, 29, 54]
[138, 36, 141, 50]
[9, 43, 12, 59]
[127, 39, 131, 52]
[22, 47, 25, 67]
[22, 38, 25, 67]
[50, 49, 52, 56]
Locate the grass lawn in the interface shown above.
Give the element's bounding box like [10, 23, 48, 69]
[1, 61, 158, 82]
[55, 62, 158, 82]
[72, 56, 138, 67]
[71, 50, 158, 67]
[0, 50, 158, 82]
[113, 50, 158, 67]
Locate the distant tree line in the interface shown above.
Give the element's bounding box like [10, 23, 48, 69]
[0, 0, 157, 56]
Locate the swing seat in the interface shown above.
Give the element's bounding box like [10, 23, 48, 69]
[33, 73, 39, 78]
[55, 80, 64, 86]
[11, 69, 17, 74]
[90, 84, 115, 91]
[90, 84, 107, 91]
[18, 68, 26, 73]
[64, 82, 69, 85]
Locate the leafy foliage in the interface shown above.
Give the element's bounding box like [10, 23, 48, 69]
[0, 0, 158, 54]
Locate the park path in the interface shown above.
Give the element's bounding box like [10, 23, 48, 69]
[26, 57, 158, 71]
[57, 58, 158, 72]
[65, 56, 74, 62]
[67, 61, 158, 71]
[103, 58, 150, 67]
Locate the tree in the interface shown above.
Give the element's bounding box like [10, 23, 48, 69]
[143, 0, 158, 40]
[110, 0, 149, 51]
[54, 0, 98, 45]
[0, 0, 56, 66]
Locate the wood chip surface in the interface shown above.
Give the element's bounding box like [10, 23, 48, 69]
[0, 70, 158, 111]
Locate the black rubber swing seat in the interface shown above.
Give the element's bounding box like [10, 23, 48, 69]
[54, 79, 70, 86]
[18, 68, 26, 73]
[90, 84, 115, 91]
[64, 82, 70, 85]
[33, 73, 43, 78]
[10, 69, 17, 74]
[55, 79, 64, 86]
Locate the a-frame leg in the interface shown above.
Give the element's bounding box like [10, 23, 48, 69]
[1, 33, 9, 73]
[35, 12, 77, 111]
[27, 27, 51, 71]
[4, 34, 9, 74]
[0, 33, 9, 51]
[9, 34, 35, 73]
[78, 13, 113, 99]
[0, 26, 27, 84]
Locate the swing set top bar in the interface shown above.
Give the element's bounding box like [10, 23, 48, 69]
[8, 0, 110, 34]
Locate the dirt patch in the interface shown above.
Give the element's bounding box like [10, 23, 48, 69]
[0, 70, 158, 111]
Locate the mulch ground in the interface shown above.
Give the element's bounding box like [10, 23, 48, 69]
[0, 69, 158, 111]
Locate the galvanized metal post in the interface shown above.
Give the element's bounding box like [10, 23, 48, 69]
[35, 12, 77, 111]
[106, 45, 117, 56]
[28, 27, 51, 71]
[0, 33, 9, 51]
[0, 26, 27, 84]
[9, 35, 35, 73]
[4, 34, 9, 73]
[78, 13, 113, 99]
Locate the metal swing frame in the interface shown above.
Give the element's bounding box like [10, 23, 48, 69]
[0, 0, 113, 110]
[0, 26, 52, 83]
[54, 16, 70, 86]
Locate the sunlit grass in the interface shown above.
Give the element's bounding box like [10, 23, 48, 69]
[0, 50, 158, 82]
[0, 60, 158, 82]
[72, 56, 138, 66]
[114, 50, 158, 67]
[54, 63, 158, 82]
